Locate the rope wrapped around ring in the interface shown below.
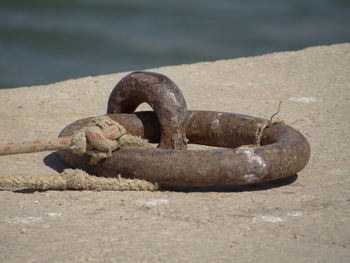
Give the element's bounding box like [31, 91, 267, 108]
[0, 116, 156, 191]
[69, 116, 151, 164]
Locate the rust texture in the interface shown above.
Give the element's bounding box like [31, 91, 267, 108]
[107, 71, 187, 150]
[59, 71, 310, 187]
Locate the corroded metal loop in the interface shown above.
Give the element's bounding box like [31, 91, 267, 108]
[107, 71, 187, 150]
[59, 71, 310, 187]
[59, 111, 311, 187]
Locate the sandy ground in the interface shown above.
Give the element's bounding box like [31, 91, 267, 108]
[0, 43, 349, 262]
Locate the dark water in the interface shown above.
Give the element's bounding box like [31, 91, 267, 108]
[1, 0, 349, 89]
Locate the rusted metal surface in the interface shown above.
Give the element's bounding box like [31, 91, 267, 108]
[59, 71, 310, 187]
[107, 71, 187, 150]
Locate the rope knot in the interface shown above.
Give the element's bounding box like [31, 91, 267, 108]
[70, 116, 150, 164]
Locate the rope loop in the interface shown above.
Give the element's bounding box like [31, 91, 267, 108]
[70, 116, 127, 164]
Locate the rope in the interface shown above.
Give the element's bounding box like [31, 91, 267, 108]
[0, 169, 158, 191]
[0, 116, 157, 191]
[0, 116, 150, 164]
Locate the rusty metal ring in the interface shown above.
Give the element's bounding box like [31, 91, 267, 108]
[107, 71, 187, 150]
[59, 72, 310, 187]
[59, 111, 310, 187]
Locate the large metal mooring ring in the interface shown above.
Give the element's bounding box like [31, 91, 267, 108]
[59, 72, 310, 187]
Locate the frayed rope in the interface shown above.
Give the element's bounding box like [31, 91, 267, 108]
[255, 101, 283, 146]
[0, 169, 158, 191]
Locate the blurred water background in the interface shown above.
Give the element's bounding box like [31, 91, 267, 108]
[1, 0, 349, 89]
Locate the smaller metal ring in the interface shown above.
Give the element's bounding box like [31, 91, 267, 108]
[107, 71, 187, 150]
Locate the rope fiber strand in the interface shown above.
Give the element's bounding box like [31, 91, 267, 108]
[255, 101, 283, 146]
